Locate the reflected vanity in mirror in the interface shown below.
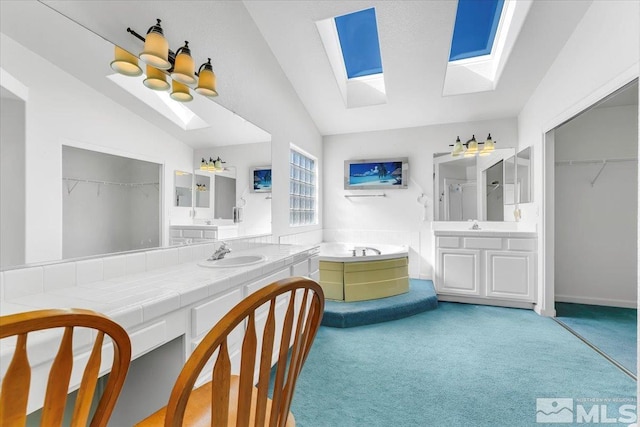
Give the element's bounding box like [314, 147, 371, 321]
[433, 148, 516, 221]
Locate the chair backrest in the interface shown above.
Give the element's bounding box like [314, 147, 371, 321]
[0, 308, 132, 427]
[164, 276, 324, 427]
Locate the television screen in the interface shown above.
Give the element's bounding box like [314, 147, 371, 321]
[344, 158, 409, 190]
[251, 166, 272, 193]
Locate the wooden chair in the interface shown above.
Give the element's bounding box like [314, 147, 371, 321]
[0, 308, 132, 427]
[136, 276, 324, 427]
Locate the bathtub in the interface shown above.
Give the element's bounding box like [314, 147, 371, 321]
[318, 243, 409, 302]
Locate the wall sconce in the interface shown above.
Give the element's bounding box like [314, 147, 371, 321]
[110, 19, 218, 102]
[450, 134, 496, 157]
[199, 157, 226, 172]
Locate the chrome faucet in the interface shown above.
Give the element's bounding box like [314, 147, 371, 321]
[470, 220, 481, 230]
[208, 242, 231, 261]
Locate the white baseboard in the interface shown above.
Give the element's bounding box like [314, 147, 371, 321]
[555, 294, 637, 309]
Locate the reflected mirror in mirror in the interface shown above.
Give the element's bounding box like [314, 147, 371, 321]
[517, 147, 532, 203]
[485, 160, 504, 221]
[434, 148, 515, 222]
[194, 173, 211, 208]
[1, 1, 273, 269]
[174, 171, 193, 207]
[504, 155, 516, 205]
[214, 175, 237, 220]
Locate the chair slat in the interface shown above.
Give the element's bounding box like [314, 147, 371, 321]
[236, 312, 257, 427]
[71, 331, 104, 427]
[42, 326, 74, 426]
[280, 289, 310, 418]
[211, 338, 231, 427]
[0, 333, 30, 426]
[254, 299, 276, 426]
[269, 290, 296, 427]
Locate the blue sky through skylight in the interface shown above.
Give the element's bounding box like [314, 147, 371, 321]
[335, 8, 383, 79]
[449, 0, 504, 61]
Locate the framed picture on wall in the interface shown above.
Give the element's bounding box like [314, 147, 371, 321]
[344, 158, 409, 190]
[251, 166, 272, 193]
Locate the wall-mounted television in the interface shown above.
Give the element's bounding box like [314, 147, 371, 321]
[344, 158, 409, 190]
[251, 166, 272, 193]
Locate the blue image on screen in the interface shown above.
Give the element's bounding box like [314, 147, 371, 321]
[348, 161, 403, 186]
[253, 169, 272, 191]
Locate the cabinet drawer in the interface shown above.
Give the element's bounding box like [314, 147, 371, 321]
[191, 288, 243, 337]
[246, 268, 291, 297]
[437, 236, 460, 248]
[463, 237, 502, 250]
[183, 230, 204, 239]
[507, 239, 536, 251]
[203, 230, 217, 239]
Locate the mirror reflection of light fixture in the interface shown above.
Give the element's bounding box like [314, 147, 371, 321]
[143, 65, 170, 91]
[110, 46, 142, 76]
[170, 80, 193, 102]
[171, 41, 196, 85]
[113, 19, 219, 102]
[195, 59, 218, 97]
[139, 19, 171, 70]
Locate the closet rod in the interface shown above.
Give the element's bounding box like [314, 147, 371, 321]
[555, 157, 637, 166]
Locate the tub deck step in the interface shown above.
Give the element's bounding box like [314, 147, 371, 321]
[321, 279, 438, 328]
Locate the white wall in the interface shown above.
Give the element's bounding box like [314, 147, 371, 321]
[554, 104, 637, 307]
[323, 118, 518, 279]
[0, 33, 194, 265]
[0, 96, 26, 268]
[517, 0, 639, 315]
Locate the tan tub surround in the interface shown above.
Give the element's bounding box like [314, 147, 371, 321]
[0, 241, 319, 424]
[432, 223, 537, 309]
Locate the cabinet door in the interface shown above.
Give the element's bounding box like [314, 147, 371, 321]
[436, 249, 480, 296]
[485, 251, 535, 301]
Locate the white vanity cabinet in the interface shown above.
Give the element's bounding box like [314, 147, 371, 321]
[434, 231, 536, 308]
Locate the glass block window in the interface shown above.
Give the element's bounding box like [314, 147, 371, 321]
[289, 147, 317, 227]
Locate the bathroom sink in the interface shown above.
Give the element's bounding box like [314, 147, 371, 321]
[198, 255, 266, 268]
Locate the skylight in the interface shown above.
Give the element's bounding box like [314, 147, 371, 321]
[107, 73, 209, 131]
[442, 0, 531, 96]
[449, 0, 504, 61]
[334, 8, 383, 79]
[316, 7, 387, 108]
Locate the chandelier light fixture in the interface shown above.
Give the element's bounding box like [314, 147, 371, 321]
[110, 19, 218, 102]
[450, 134, 496, 157]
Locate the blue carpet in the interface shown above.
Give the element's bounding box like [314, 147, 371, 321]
[291, 302, 636, 427]
[322, 279, 438, 328]
[555, 302, 637, 375]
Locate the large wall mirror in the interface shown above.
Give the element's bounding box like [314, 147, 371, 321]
[0, 1, 271, 269]
[433, 148, 516, 221]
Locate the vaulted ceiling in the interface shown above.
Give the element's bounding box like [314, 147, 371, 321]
[4, 0, 594, 140]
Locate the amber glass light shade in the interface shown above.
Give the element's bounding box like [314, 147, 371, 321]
[171, 42, 196, 85]
[140, 20, 171, 70]
[170, 80, 193, 102]
[451, 136, 464, 157]
[479, 134, 495, 156]
[143, 65, 170, 91]
[110, 46, 143, 76]
[464, 135, 479, 157]
[195, 59, 218, 97]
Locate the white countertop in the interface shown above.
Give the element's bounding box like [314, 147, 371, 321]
[0, 243, 319, 329]
[433, 229, 537, 238]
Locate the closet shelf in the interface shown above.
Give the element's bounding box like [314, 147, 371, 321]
[62, 177, 159, 195]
